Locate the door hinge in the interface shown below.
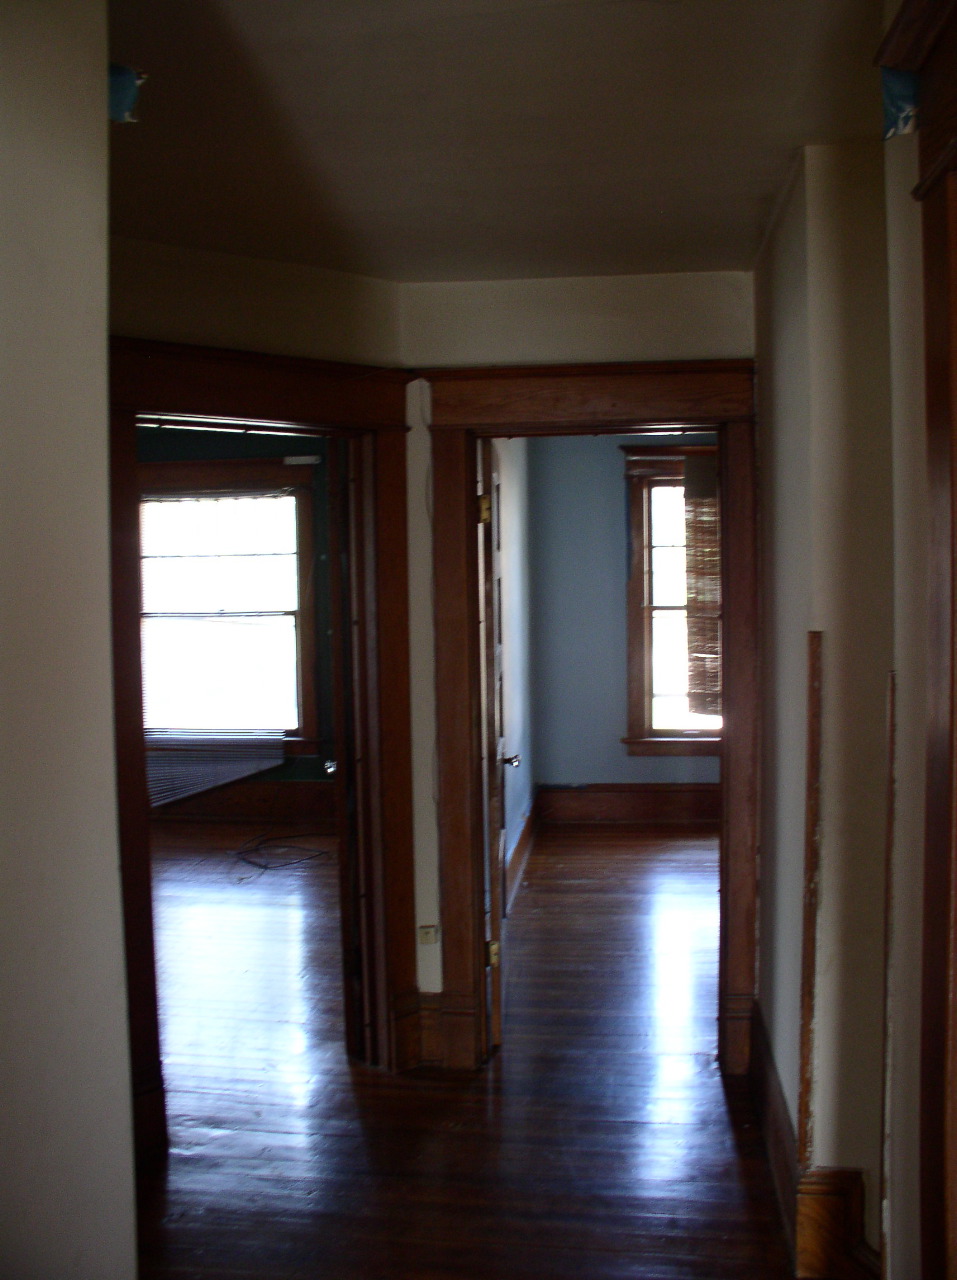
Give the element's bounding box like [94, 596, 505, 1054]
[478, 494, 492, 524]
[485, 939, 500, 968]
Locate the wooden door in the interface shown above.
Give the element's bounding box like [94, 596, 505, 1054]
[478, 438, 505, 1049]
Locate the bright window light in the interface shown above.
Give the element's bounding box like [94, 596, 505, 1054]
[141, 494, 301, 734]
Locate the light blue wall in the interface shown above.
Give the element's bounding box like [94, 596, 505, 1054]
[528, 435, 720, 786]
[496, 439, 535, 858]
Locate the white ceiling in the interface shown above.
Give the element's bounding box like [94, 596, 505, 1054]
[109, 0, 885, 282]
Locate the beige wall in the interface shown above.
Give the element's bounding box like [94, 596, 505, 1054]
[755, 141, 894, 1248]
[806, 143, 892, 1245]
[0, 4, 137, 1275]
[398, 271, 753, 366]
[112, 240, 754, 372]
[111, 236, 402, 366]
[754, 156, 813, 1128]
[882, 129, 926, 1280]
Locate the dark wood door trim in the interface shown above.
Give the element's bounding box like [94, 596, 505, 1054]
[110, 404, 168, 1172]
[882, 6, 957, 1273]
[429, 360, 759, 1073]
[110, 339, 417, 1172]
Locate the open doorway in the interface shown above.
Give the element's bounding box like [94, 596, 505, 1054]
[478, 430, 725, 1052]
[427, 360, 758, 1074]
[110, 338, 419, 1169]
[135, 419, 351, 1166]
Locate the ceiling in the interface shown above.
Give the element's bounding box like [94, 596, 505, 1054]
[109, 0, 885, 283]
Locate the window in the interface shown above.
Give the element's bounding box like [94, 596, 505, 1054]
[622, 444, 722, 754]
[139, 462, 316, 742]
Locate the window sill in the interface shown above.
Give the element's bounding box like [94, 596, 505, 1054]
[621, 736, 721, 757]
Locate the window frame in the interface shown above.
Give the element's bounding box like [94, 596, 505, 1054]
[138, 458, 319, 749]
[621, 443, 722, 757]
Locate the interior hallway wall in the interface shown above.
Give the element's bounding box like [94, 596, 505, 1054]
[0, 4, 138, 1275]
[111, 236, 403, 366]
[755, 141, 893, 1249]
[754, 155, 812, 1134]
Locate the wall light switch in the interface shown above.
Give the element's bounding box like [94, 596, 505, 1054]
[418, 925, 440, 945]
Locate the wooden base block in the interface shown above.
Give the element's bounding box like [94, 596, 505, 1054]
[796, 1170, 880, 1279]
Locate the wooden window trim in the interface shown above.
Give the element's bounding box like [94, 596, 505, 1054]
[622, 444, 722, 757]
[138, 457, 319, 748]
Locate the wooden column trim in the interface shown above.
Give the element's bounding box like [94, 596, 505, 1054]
[371, 428, 420, 1069]
[110, 405, 168, 1173]
[718, 418, 760, 1075]
[431, 428, 486, 1068]
[799, 631, 824, 1169]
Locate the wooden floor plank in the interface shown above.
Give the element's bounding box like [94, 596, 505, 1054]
[139, 822, 791, 1279]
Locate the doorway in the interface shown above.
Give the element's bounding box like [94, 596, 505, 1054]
[110, 338, 419, 1167]
[477, 430, 725, 1049]
[426, 360, 759, 1073]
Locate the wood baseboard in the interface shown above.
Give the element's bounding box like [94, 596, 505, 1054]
[536, 782, 720, 827]
[153, 777, 337, 829]
[505, 806, 536, 913]
[749, 1006, 880, 1279]
[750, 1002, 798, 1253]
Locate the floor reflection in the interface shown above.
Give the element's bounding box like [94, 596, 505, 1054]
[142, 823, 793, 1280]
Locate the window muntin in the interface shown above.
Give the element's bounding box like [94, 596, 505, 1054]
[140, 492, 306, 734]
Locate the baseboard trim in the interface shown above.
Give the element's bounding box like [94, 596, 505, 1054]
[536, 782, 720, 827]
[153, 777, 337, 829]
[749, 1007, 880, 1279]
[505, 806, 536, 913]
[750, 1002, 798, 1253]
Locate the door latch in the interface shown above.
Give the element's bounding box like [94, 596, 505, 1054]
[485, 940, 500, 968]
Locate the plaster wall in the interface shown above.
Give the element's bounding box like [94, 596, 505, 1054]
[754, 156, 813, 1129]
[756, 142, 892, 1248]
[398, 271, 754, 367]
[805, 146, 892, 1250]
[111, 235, 402, 366]
[0, 4, 137, 1274]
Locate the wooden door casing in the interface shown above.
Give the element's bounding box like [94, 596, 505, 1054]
[110, 339, 418, 1170]
[427, 360, 758, 1074]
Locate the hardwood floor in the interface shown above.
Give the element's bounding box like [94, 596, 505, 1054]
[140, 822, 792, 1279]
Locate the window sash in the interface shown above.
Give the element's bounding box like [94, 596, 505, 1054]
[623, 452, 722, 749]
[138, 464, 318, 743]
